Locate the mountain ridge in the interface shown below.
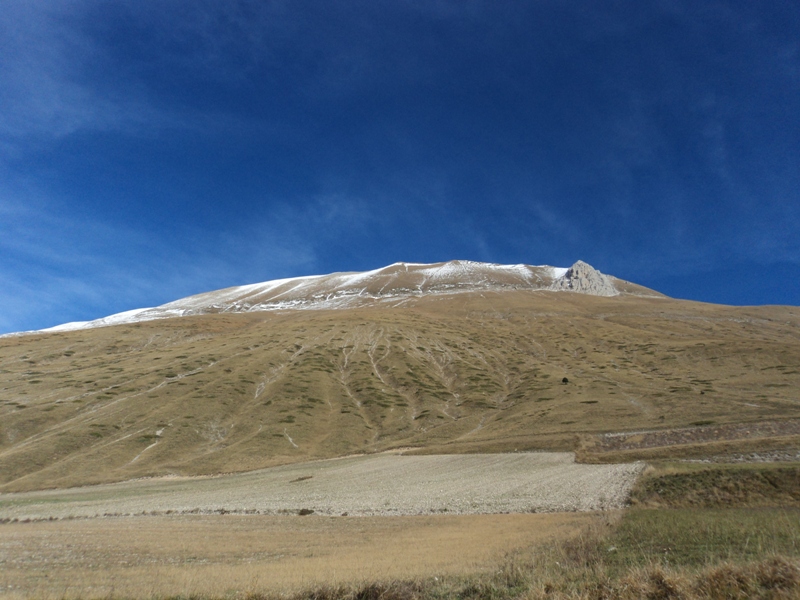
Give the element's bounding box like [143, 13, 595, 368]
[17, 260, 662, 336]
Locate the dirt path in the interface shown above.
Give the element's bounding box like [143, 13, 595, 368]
[0, 452, 643, 521]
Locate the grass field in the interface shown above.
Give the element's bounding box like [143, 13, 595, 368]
[2, 289, 799, 597]
[2, 505, 798, 599]
[0, 512, 594, 598]
[1, 460, 799, 598]
[2, 290, 799, 492]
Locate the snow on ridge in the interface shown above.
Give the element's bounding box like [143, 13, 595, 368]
[389, 261, 428, 267]
[98, 307, 154, 325]
[416, 260, 527, 282]
[40, 320, 92, 333]
[418, 262, 465, 280]
[37, 308, 154, 333]
[11, 260, 612, 336]
[162, 273, 330, 309]
[333, 265, 391, 288]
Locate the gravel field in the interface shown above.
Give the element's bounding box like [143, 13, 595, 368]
[0, 452, 643, 521]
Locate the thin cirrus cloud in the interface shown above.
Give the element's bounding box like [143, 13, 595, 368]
[0, 0, 212, 149]
[0, 192, 336, 332]
[0, 146, 414, 331]
[1, 1, 799, 334]
[0, 1, 128, 142]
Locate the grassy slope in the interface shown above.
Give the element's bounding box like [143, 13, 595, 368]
[1, 290, 799, 491]
[631, 462, 800, 509]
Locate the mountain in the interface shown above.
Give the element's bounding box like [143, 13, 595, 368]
[31, 260, 659, 334]
[1, 260, 798, 492]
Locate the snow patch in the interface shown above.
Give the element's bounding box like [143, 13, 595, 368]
[11, 260, 630, 336]
[40, 320, 92, 333]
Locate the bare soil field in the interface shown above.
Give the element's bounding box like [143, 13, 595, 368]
[0, 452, 642, 521]
[0, 511, 597, 599]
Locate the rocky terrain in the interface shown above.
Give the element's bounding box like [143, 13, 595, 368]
[549, 260, 620, 296]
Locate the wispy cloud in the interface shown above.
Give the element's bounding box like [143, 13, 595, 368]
[1, 1, 137, 145]
[0, 178, 396, 333]
[1, 0, 797, 316]
[0, 0, 253, 154]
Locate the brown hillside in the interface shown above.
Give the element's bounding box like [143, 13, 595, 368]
[1, 290, 799, 491]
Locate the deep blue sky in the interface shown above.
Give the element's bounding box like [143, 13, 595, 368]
[2, 1, 799, 333]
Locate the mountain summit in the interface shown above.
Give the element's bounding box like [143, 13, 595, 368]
[549, 260, 620, 296]
[38, 260, 660, 334]
[36, 260, 658, 333]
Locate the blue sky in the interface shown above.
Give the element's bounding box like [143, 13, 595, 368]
[2, 1, 799, 333]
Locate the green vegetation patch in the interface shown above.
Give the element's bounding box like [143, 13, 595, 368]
[608, 507, 800, 569]
[632, 463, 800, 509]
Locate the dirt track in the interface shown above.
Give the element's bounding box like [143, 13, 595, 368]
[0, 452, 643, 521]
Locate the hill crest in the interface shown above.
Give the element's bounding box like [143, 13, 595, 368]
[29, 260, 660, 335]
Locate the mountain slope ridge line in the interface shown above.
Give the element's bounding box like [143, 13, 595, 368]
[7, 260, 660, 336]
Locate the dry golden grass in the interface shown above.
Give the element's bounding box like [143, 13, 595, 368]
[3, 284, 800, 599]
[4, 509, 797, 600]
[3, 460, 800, 599]
[2, 291, 799, 491]
[0, 512, 594, 598]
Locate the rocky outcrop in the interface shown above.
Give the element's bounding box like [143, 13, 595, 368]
[549, 261, 619, 296]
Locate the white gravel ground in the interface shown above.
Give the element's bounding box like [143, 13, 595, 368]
[0, 452, 644, 521]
